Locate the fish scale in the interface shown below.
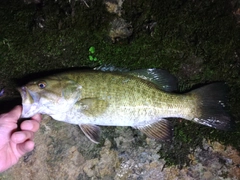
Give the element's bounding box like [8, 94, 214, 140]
[72, 72, 185, 121]
[18, 69, 233, 143]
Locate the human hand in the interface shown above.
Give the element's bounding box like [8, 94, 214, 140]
[0, 105, 41, 173]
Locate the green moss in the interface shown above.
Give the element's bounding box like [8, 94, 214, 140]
[0, 0, 239, 168]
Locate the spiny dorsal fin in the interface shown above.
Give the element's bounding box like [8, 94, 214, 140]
[94, 65, 129, 72]
[137, 119, 173, 140]
[129, 69, 178, 92]
[79, 124, 101, 144]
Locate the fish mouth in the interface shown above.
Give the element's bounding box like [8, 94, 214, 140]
[17, 86, 32, 104]
[17, 86, 37, 118]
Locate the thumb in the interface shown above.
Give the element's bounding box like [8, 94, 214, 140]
[1, 106, 22, 124]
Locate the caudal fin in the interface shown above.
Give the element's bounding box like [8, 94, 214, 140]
[190, 82, 233, 130]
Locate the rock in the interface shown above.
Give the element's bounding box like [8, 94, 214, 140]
[0, 116, 240, 179]
[179, 55, 204, 79]
[104, 0, 125, 16]
[109, 18, 133, 43]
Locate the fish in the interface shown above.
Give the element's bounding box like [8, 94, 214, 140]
[17, 68, 233, 143]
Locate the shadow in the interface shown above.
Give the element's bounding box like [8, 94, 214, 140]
[0, 97, 22, 114]
[14, 66, 93, 86]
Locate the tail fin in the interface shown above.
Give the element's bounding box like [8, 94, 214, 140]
[189, 82, 233, 130]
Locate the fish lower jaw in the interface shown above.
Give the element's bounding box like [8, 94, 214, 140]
[21, 103, 40, 118]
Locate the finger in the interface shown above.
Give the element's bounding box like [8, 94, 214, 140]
[31, 113, 42, 123]
[11, 131, 34, 143]
[16, 140, 35, 156]
[0, 105, 22, 123]
[20, 120, 40, 132]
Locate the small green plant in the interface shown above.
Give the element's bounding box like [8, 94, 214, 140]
[88, 46, 101, 63]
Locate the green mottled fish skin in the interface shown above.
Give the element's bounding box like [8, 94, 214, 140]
[18, 69, 232, 143]
[76, 72, 187, 118]
[49, 71, 193, 121]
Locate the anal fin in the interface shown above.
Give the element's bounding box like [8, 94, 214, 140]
[137, 119, 173, 140]
[79, 124, 101, 144]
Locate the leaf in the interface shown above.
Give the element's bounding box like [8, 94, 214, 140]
[89, 46, 95, 54]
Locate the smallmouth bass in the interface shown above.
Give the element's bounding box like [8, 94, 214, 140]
[18, 68, 232, 143]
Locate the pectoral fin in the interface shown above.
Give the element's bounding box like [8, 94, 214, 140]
[137, 119, 173, 140]
[78, 98, 109, 117]
[79, 124, 101, 144]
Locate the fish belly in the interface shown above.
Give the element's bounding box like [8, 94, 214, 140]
[56, 100, 187, 127]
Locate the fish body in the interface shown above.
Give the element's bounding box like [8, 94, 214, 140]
[18, 69, 232, 143]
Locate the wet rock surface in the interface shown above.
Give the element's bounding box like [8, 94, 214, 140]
[1, 115, 239, 180]
[0, 0, 240, 179]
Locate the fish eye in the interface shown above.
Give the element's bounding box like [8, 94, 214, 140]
[37, 81, 47, 89]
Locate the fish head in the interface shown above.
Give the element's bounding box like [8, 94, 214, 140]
[18, 76, 82, 118]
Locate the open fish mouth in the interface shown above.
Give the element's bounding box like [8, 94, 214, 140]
[17, 86, 38, 118]
[17, 86, 30, 103]
[19, 86, 26, 97]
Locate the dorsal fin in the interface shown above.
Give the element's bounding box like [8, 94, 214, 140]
[94, 65, 129, 72]
[128, 69, 178, 92]
[94, 66, 178, 92]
